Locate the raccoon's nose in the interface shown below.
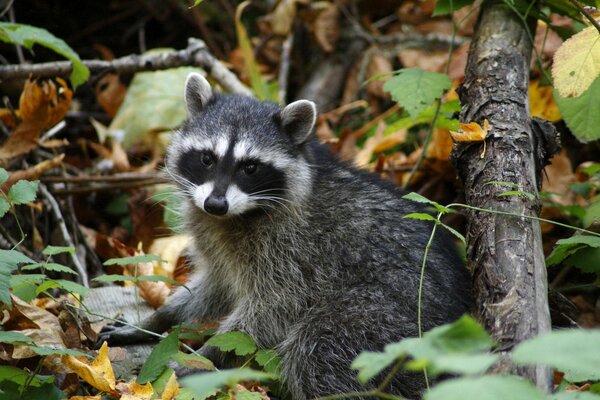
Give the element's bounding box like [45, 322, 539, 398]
[204, 195, 229, 215]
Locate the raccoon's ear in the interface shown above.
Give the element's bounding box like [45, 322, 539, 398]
[280, 100, 317, 145]
[185, 73, 212, 116]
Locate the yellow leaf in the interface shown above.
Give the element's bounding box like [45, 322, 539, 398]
[529, 80, 561, 122]
[62, 342, 116, 393]
[450, 119, 489, 142]
[69, 396, 102, 400]
[117, 380, 154, 400]
[552, 24, 600, 98]
[161, 372, 180, 400]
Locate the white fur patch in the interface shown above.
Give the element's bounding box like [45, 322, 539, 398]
[233, 139, 291, 170]
[226, 184, 253, 215]
[215, 136, 229, 158]
[193, 182, 214, 210]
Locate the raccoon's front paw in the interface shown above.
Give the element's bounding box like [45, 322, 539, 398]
[96, 323, 157, 347]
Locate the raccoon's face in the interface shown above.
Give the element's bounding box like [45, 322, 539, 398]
[166, 73, 317, 217]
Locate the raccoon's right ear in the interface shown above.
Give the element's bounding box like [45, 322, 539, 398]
[185, 73, 212, 116]
[280, 100, 317, 145]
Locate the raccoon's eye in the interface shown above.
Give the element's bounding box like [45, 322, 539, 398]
[243, 162, 258, 175]
[200, 152, 214, 167]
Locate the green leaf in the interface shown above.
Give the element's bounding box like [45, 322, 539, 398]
[42, 246, 75, 256]
[403, 192, 438, 205]
[0, 262, 17, 307]
[439, 223, 466, 245]
[352, 339, 416, 384]
[172, 351, 215, 371]
[235, 3, 274, 101]
[108, 66, 201, 149]
[0, 249, 36, 265]
[206, 331, 257, 356]
[432, 0, 474, 16]
[138, 328, 180, 384]
[0, 168, 8, 184]
[555, 77, 600, 143]
[8, 180, 39, 205]
[0, 197, 10, 218]
[564, 247, 600, 273]
[497, 190, 536, 200]
[403, 213, 437, 222]
[0, 22, 89, 87]
[512, 329, 600, 382]
[255, 349, 282, 375]
[0, 331, 34, 344]
[182, 369, 275, 400]
[425, 375, 544, 400]
[546, 235, 600, 266]
[103, 254, 164, 265]
[413, 353, 498, 376]
[52, 279, 89, 296]
[22, 262, 78, 275]
[383, 68, 452, 120]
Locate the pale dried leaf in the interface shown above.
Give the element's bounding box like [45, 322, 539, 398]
[314, 3, 340, 53]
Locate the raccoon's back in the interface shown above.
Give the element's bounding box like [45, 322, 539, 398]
[304, 141, 471, 328]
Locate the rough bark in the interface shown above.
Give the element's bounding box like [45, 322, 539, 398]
[452, 1, 556, 390]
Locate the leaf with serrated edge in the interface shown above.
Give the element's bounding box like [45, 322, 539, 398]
[137, 328, 180, 384]
[103, 254, 164, 265]
[555, 77, 600, 143]
[0, 198, 9, 218]
[182, 369, 274, 400]
[512, 329, 600, 382]
[383, 68, 451, 120]
[42, 245, 75, 256]
[425, 375, 544, 400]
[206, 331, 257, 356]
[8, 180, 39, 205]
[553, 25, 600, 98]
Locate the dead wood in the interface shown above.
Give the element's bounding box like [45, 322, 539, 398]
[452, 1, 559, 390]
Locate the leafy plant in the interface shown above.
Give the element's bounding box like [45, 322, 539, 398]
[0, 22, 89, 87]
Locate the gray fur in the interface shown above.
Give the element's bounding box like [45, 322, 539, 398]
[99, 79, 471, 400]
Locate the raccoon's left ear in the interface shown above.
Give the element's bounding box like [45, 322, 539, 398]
[280, 100, 317, 145]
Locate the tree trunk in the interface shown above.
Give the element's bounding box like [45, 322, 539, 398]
[452, 1, 553, 390]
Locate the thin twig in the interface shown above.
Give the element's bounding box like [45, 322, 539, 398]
[42, 172, 166, 183]
[566, 0, 600, 33]
[0, 38, 252, 96]
[47, 178, 167, 195]
[39, 183, 89, 287]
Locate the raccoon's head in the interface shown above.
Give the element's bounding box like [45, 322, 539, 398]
[166, 73, 317, 218]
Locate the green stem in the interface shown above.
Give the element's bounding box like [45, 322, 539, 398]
[566, 0, 600, 34]
[446, 203, 600, 237]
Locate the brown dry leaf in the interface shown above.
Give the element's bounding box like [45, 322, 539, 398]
[69, 395, 103, 400]
[427, 128, 454, 161]
[314, 2, 340, 53]
[529, 80, 561, 122]
[541, 149, 576, 206]
[161, 372, 180, 400]
[88, 139, 131, 172]
[355, 122, 407, 167]
[450, 120, 489, 142]
[268, 0, 308, 35]
[235, 383, 271, 400]
[1, 154, 64, 193]
[95, 73, 127, 118]
[124, 250, 171, 309]
[149, 235, 191, 279]
[0, 78, 72, 161]
[445, 43, 470, 80]
[116, 379, 154, 400]
[397, 48, 448, 71]
[62, 342, 117, 394]
[0, 108, 17, 128]
[365, 48, 393, 99]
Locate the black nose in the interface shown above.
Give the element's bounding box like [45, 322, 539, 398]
[204, 195, 228, 215]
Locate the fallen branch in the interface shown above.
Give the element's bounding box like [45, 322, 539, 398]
[0, 38, 252, 96]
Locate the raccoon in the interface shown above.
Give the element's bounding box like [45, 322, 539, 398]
[98, 73, 471, 399]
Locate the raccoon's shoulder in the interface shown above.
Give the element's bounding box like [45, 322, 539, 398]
[308, 140, 413, 207]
